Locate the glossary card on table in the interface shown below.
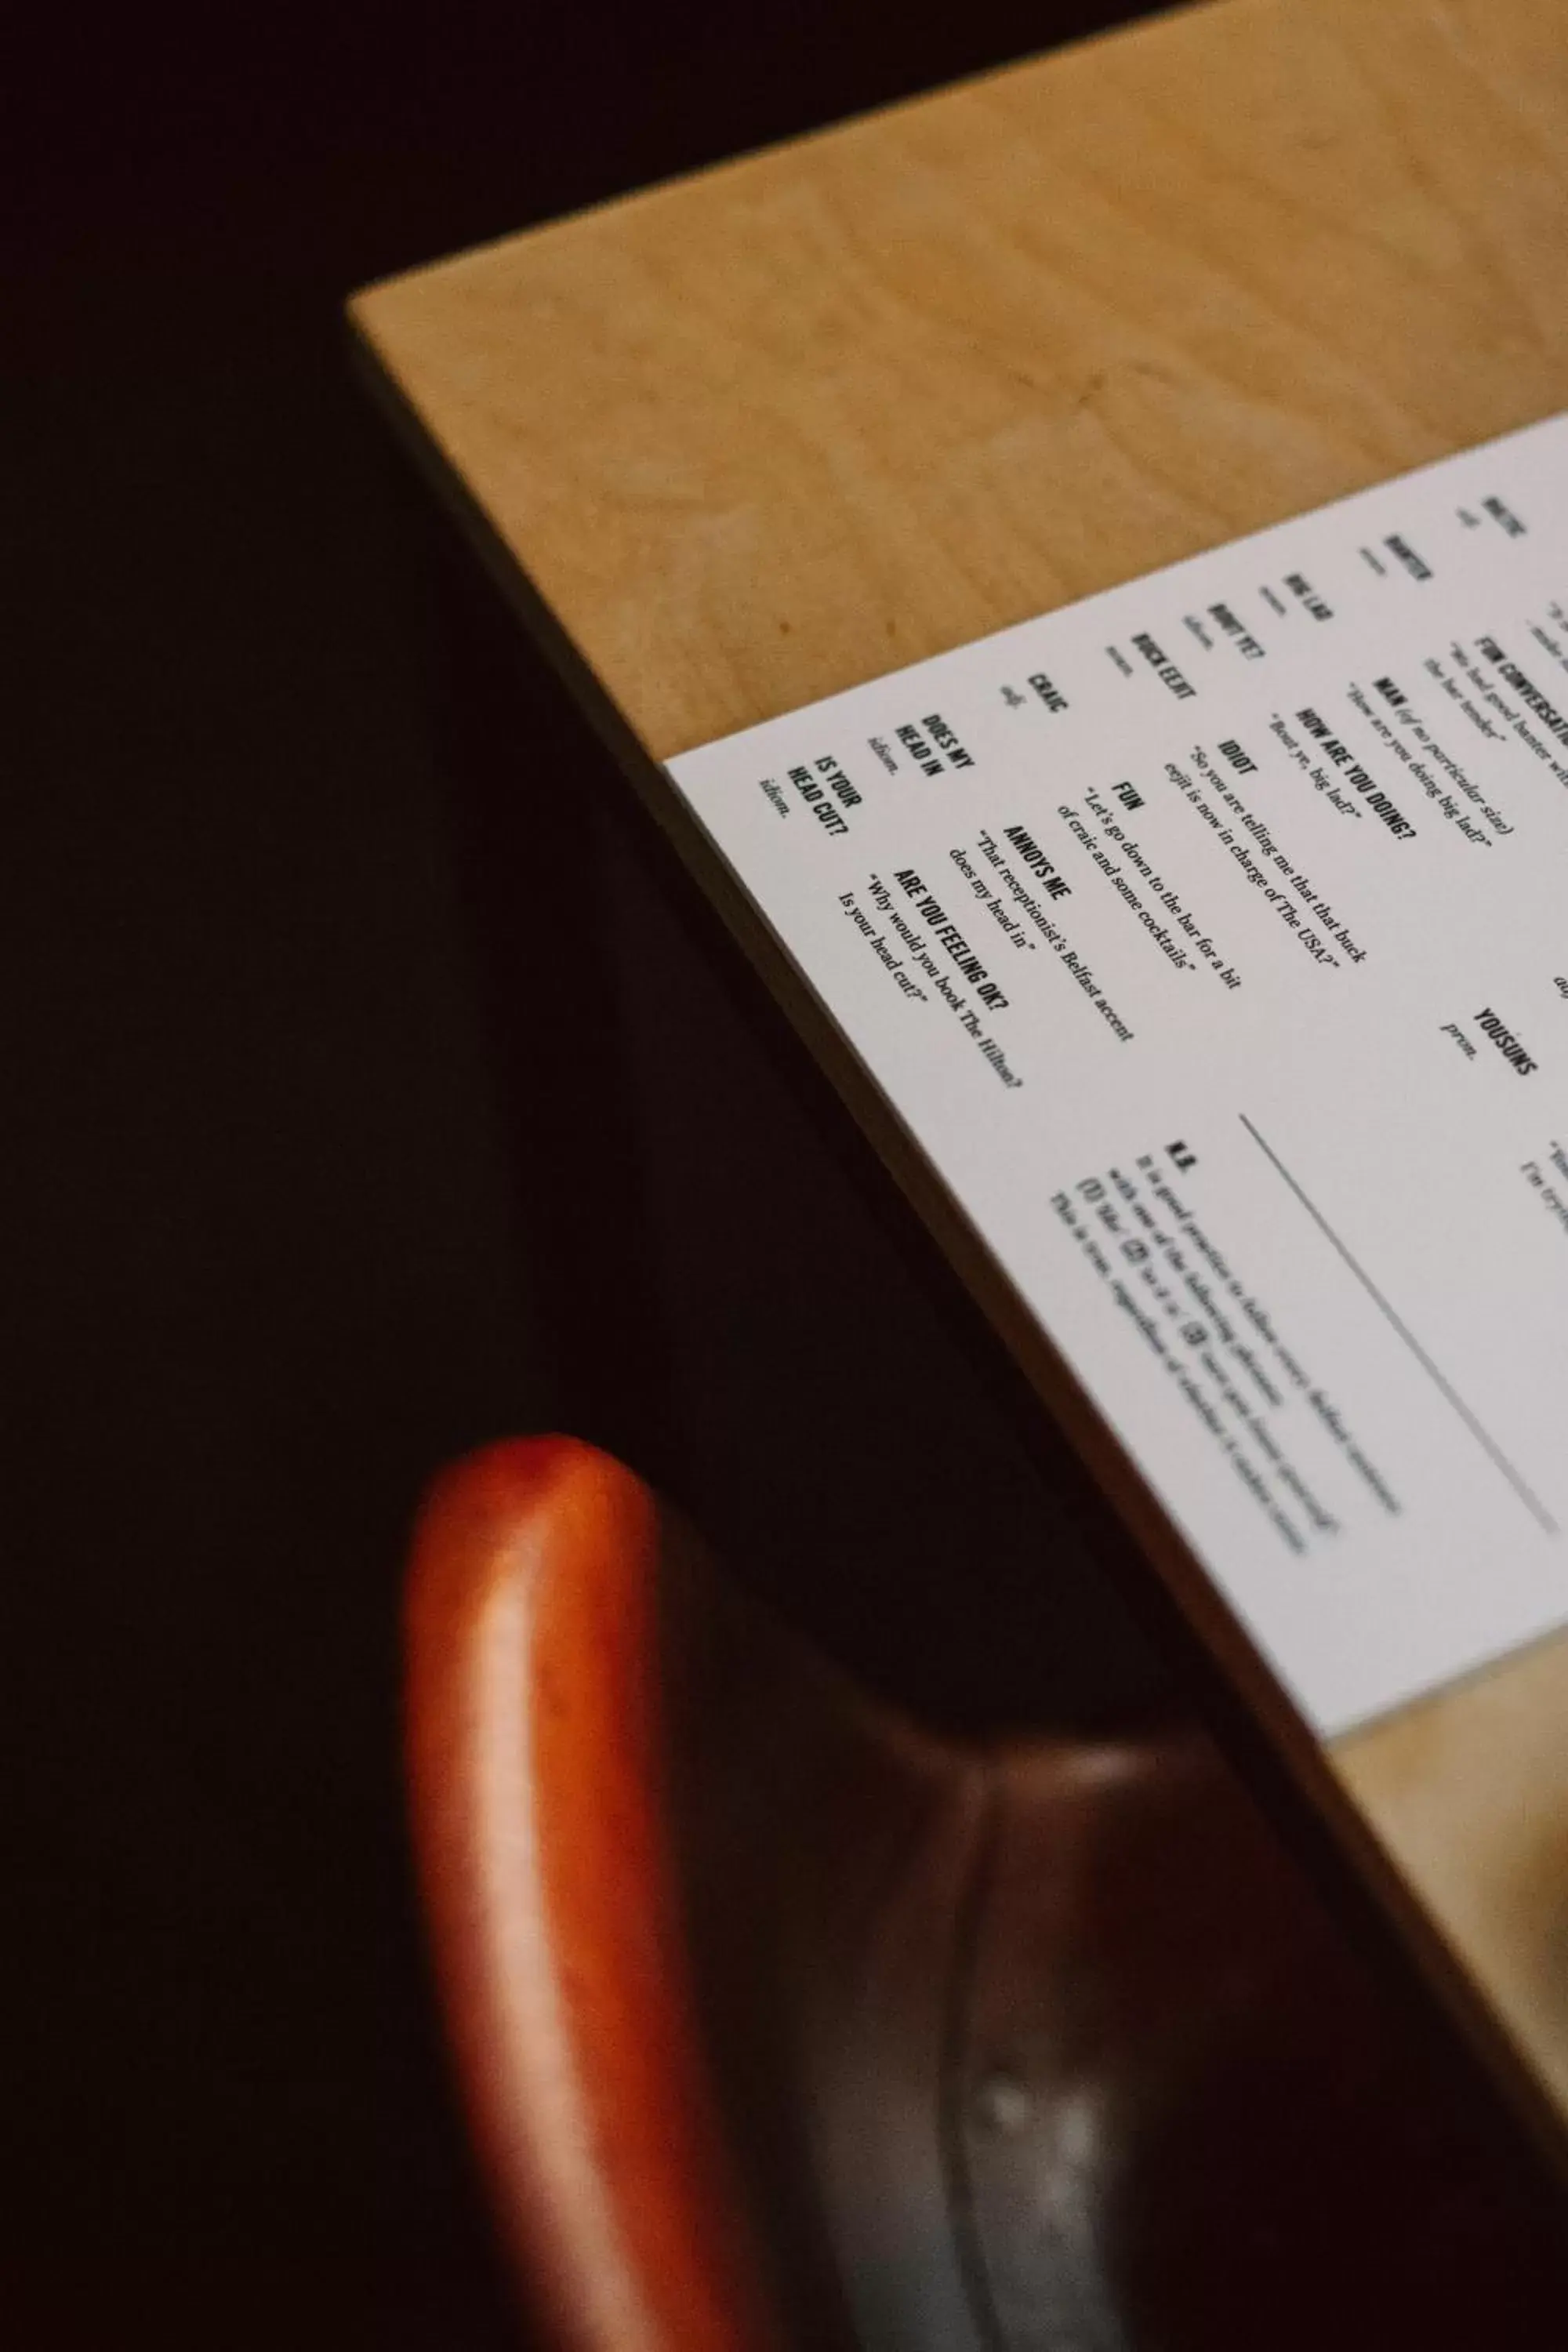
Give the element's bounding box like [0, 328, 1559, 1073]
[667, 414, 1568, 1738]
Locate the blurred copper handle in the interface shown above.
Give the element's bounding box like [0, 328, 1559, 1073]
[405, 1437, 1568, 2352]
[404, 1439, 786, 2352]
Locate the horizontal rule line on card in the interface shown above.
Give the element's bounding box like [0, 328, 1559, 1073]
[1238, 1113, 1558, 1538]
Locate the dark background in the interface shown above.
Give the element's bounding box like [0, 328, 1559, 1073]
[6, 4, 1173, 2343]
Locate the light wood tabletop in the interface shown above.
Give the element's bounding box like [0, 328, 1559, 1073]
[353, 0, 1568, 2175]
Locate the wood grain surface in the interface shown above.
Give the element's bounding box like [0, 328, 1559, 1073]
[354, 0, 1568, 2168]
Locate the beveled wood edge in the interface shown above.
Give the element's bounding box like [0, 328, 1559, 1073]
[1333, 1621, 1568, 2114]
[350, 305, 1568, 2195]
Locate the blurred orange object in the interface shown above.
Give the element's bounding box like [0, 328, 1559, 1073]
[405, 1438, 1565, 2351]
